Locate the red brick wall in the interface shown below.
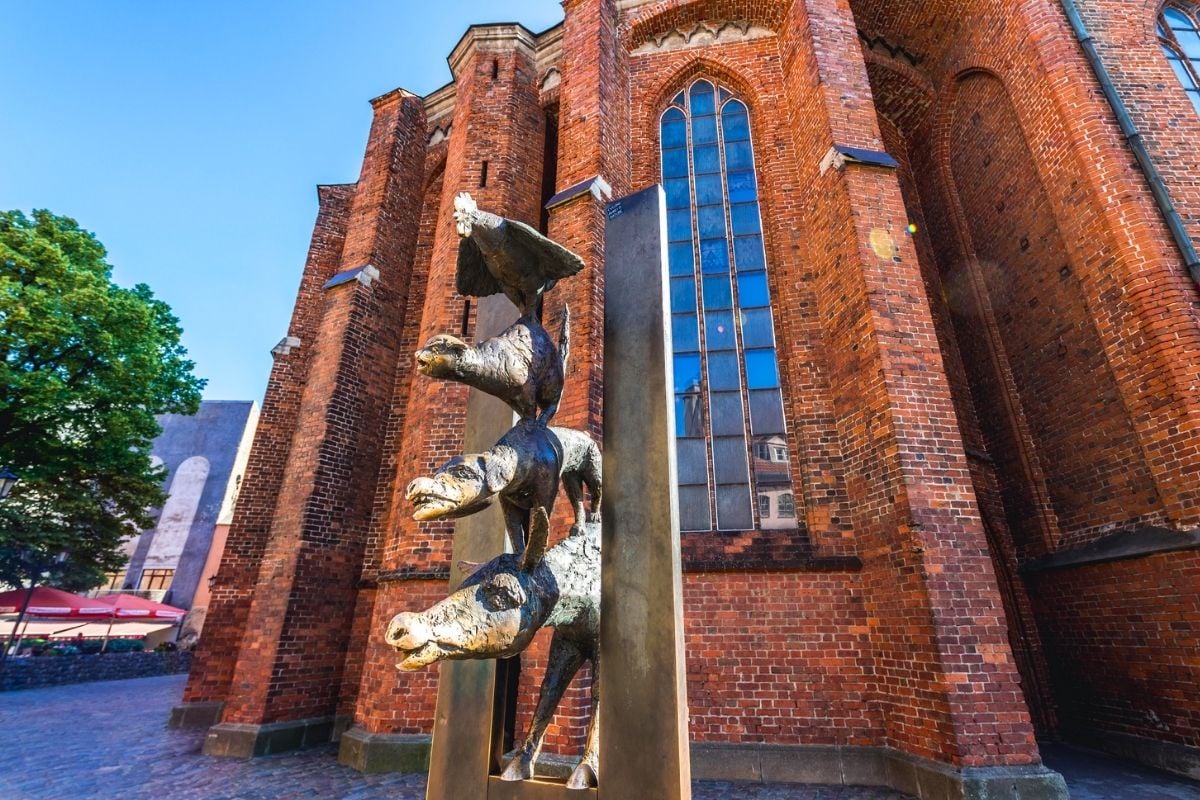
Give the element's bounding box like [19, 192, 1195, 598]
[854, 0, 1200, 754]
[684, 571, 880, 745]
[183, 182, 353, 706]
[220, 91, 429, 726]
[1030, 551, 1200, 746]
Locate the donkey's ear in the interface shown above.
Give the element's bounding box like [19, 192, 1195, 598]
[520, 507, 551, 571]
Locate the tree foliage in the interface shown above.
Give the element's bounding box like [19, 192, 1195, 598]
[0, 210, 205, 590]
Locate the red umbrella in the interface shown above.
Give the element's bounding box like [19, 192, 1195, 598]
[94, 593, 186, 619]
[0, 586, 113, 617]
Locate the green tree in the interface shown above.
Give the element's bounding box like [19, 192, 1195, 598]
[0, 209, 205, 591]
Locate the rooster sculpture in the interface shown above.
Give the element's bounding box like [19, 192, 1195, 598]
[453, 192, 584, 317]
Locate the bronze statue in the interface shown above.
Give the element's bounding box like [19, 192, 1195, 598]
[387, 508, 600, 789]
[453, 192, 584, 317]
[390, 196, 603, 789]
[405, 423, 602, 554]
[415, 307, 569, 425]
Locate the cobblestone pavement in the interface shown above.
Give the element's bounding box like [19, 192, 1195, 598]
[10, 674, 1196, 800]
[0, 675, 910, 799]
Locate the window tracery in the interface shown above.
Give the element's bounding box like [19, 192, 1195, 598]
[659, 79, 796, 532]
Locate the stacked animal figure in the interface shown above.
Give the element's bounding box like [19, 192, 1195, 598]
[386, 193, 603, 790]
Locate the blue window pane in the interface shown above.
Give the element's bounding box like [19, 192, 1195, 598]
[673, 353, 702, 393]
[690, 80, 716, 115]
[693, 145, 720, 174]
[722, 103, 750, 141]
[1166, 8, 1193, 30]
[726, 170, 757, 203]
[741, 307, 775, 348]
[1180, 30, 1200, 59]
[695, 174, 724, 206]
[662, 111, 686, 148]
[733, 236, 765, 270]
[671, 91, 686, 106]
[716, 483, 753, 530]
[668, 242, 694, 276]
[668, 209, 693, 242]
[738, 271, 769, 308]
[710, 392, 745, 436]
[705, 310, 737, 351]
[700, 238, 730, 274]
[692, 115, 718, 145]
[1166, 48, 1198, 89]
[708, 351, 741, 391]
[725, 141, 753, 171]
[676, 439, 708, 485]
[676, 393, 705, 438]
[731, 203, 761, 235]
[749, 390, 786, 435]
[697, 205, 726, 239]
[678, 485, 711, 531]
[664, 178, 690, 210]
[670, 277, 697, 312]
[745, 349, 780, 389]
[672, 313, 699, 352]
[713, 437, 750, 484]
[702, 276, 733, 310]
[662, 147, 689, 178]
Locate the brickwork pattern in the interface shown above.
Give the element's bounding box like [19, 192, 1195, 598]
[182, 182, 353, 706]
[1030, 551, 1200, 748]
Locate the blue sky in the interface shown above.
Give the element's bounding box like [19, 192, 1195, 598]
[0, 1, 563, 402]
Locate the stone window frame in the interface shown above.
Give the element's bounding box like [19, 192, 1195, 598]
[658, 77, 799, 535]
[1158, 3, 1200, 113]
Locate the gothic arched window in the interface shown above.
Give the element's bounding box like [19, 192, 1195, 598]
[660, 79, 796, 532]
[1159, 5, 1200, 113]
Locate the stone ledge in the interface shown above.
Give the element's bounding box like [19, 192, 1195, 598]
[1061, 725, 1200, 782]
[168, 700, 224, 729]
[1020, 526, 1200, 573]
[337, 727, 431, 774]
[689, 743, 1068, 800]
[203, 714, 349, 758]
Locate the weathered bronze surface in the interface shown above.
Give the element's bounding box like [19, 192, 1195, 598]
[387, 509, 601, 788]
[405, 422, 601, 555]
[453, 192, 584, 317]
[416, 307, 569, 424]
[391, 196, 603, 794]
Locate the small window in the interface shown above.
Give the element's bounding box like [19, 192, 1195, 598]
[778, 493, 796, 518]
[102, 571, 126, 591]
[1159, 5, 1200, 113]
[758, 494, 771, 516]
[139, 569, 174, 592]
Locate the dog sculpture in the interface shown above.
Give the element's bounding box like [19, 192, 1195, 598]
[406, 423, 601, 554]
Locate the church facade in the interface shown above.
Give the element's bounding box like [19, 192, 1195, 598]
[174, 1, 1200, 795]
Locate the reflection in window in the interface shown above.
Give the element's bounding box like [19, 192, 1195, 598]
[1159, 5, 1200, 113]
[661, 79, 797, 532]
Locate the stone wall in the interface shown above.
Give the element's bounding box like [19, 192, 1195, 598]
[2, 652, 192, 692]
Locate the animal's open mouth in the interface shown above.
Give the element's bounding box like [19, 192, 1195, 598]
[394, 641, 467, 671]
[410, 492, 461, 520]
